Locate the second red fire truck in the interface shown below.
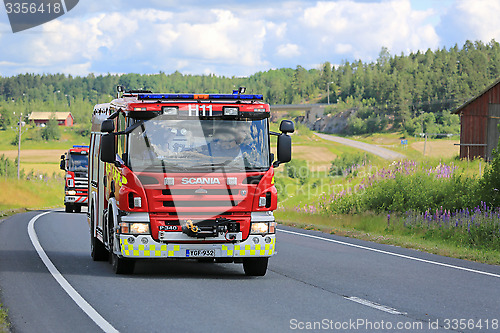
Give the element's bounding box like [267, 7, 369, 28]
[88, 87, 293, 276]
[60, 145, 89, 213]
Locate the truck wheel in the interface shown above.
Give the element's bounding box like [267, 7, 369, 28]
[243, 257, 268, 276]
[111, 253, 135, 274]
[91, 233, 108, 261]
[65, 204, 73, 213]
[90, 216, 108, 261]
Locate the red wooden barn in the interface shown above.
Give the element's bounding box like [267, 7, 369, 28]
[453, 79, 500, 160]
[28, 112, 74, 127]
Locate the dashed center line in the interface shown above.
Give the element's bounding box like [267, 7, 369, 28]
[345, 296, 407, 315]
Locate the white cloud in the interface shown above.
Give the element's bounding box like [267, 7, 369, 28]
[29, 7, 269, 75]
[276, 43, 300, 57]
[456, 0, 500, 42]
[60, 62, 93, 76]
[0, 0, 487, 78]
[301, 0, 439, 59]
[266, 22, 287, 39]
[335, 43, 353, 54]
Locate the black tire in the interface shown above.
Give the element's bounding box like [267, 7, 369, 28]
[91, 233, 108, 261]
[90, 212, 108, 261]
[243, 257, 268, 276]
[74, 205, 81, 213]
[111, 253, 135, 274]
[65, 204, 73, 213]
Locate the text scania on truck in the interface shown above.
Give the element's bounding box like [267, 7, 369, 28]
[88, 87, 294, 275]
[60, 145, 89, 213]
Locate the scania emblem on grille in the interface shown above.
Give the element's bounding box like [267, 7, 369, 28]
[181, 177, 220, 185]
[195, 188, 208, 194]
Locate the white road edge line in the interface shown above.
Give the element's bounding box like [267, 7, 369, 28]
[278, 229, 500, 279]
[345, 297, 406, 315]
[27, 211, 119, 333]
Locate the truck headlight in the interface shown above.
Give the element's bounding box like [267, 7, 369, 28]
[250, 222, 269, 235]
[66, 190, 76, 195]
[130, 223, 150, 234]
[120, 222, 150, 235]
[250, 222, 277, 235]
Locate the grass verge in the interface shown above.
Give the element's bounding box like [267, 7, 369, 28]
[0, 303, 9, 333]
[0, 179, 63, 211]
[275, 210, 500, 266]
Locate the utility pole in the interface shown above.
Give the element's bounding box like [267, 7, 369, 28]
[17, 113, 22, 180]
[327, 82, 334, 104]
[423, 133, 428, 157]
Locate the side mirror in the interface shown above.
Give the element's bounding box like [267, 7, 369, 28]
[60, 160, 65, 171]
[279, 120, 295, 134]
[277, 134, 292, 164]
[101, 119, 115, 133]
[100, 133, 116, 163]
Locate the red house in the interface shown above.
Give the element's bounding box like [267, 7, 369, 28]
[453, 78, 500, 160]
[28, 112, 74, 127]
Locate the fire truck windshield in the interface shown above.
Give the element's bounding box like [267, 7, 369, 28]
[128, 116, 270, 173]
[68, 153, 89, 172]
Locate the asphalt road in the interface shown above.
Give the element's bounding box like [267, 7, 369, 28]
[1, 210, 499, 332]
[314, 133, 406, 160]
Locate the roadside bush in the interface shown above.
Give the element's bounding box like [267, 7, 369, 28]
[274, 176, 288, 201]
[480, 146, 500, 207]
[403, 204, 500, 251]
[284, 159, 309, 184]
[0, 155, 17, 178]
[329, 152, 369, 176]
[362, 173, 438, 213]
[41, 118, 60, 141]
[361, 172, 481, 213]
[325, 191, 362, 214]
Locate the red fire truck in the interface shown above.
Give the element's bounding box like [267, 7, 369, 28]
[60, 145, 89, 213]
[88, 88, 294, 275]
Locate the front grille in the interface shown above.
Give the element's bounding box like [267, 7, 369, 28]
[162, 188, 239, 196]
[74, 177, 88, 188]
[162, 211, 237, 217]
[163, 200, 240, 207]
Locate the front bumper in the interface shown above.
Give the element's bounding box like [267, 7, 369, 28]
[64, 196, 88, 205]
[118, 234, 275, 259]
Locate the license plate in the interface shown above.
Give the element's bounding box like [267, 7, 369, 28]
[186, 249, 215, 257]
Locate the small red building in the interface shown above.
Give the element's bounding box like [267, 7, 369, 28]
[28, 112, 74, 127]
[453, 78, 500, 160]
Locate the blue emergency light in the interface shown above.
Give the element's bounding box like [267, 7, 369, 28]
[73, 145, 89, 148]
[137, 93, 263, 101]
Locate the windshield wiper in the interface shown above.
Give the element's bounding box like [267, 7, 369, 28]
[199, 160, 234, 168]
[155, 161, 191, 172]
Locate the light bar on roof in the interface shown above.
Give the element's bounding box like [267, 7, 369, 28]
[137, 94, 263, 101]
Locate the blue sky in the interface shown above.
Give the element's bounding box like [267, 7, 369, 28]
[0, 0, 499, 77]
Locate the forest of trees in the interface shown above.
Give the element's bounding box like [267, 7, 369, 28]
[1, 39, 500, 135]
